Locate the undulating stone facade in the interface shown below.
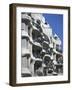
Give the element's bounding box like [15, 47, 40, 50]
[21, 13, 63, 77]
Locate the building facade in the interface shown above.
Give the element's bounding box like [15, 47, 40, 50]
[21, 13, 63, 77]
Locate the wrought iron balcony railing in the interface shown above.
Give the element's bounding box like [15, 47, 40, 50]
[22, 14, 31, 21]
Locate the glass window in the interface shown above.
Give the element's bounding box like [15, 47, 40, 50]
[21, 23, 25, 30]
[21, 22, 28, 33]
[21, 56, 29, 68]
[22, 39, 29, 49]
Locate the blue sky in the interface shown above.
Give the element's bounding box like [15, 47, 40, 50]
[43, 14, 63, 49]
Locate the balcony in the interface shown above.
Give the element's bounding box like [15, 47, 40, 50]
[32, 25, 41, 36]
[21, 31, 29, 39]
[44, 54, 51, 58]
[33, 37, 42, 44]
[21, 68, 32, 77]
[32, 24, 39, 31]
[42, 43, 49, 52]
[33, 42, 42, 48]
[32, 44, 42, 59]
[31, 21, 42, 33]
[31, 55, 42, 62]
[42, 33, 50, 42]
[33, 52, 41, 59]
[43, 40, 49, 45]
[22, 48, 30, 57]
[21, 14, 31, 25]
[43, 54, 51, 61]
[53, 48, 62, 55]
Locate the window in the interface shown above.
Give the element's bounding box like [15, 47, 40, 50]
[22, 39, 29, 49]
[21, 23, 26, 30]
[36, 19, 41, 25]
[21, 56, 29, 69]
[21, 21, 28, 33]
